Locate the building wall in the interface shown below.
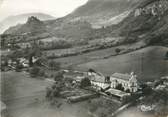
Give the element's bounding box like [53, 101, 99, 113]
[91, 81, 105, 88]
[110, 77, 138, 92]
[91, 81, 110, 90]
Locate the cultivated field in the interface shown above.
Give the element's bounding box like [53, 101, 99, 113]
[53, 42, 145, 68]
[76, 46, 168, 81]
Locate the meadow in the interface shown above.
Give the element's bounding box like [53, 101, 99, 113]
[76, 46, 168, 81]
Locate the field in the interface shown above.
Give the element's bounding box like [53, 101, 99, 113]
[76, 46, 168, 81]
[0, 71, 120, 117]
[53, 41, 145, 68]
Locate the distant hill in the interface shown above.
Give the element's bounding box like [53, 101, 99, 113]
[2, 0, 168, 47]
[1, 0, 142, 39]
[0, 13, 55, 34]
[4, 16, 47, 34]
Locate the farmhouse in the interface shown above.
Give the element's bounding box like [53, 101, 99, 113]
[63, 70, 86, 83]
[110, 72, 139, 93]
[87, 69, 111, 89]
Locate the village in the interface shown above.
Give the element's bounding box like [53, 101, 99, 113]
[1, 52, 168, 117]
[1, 0, 168, 116]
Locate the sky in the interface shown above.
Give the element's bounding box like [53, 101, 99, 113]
[0, 0, 88, 21]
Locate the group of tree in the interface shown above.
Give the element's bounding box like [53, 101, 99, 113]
[115, 48, 121, 54]
[46, 81, 65, 101]
[29, 66, 45, 77]
[39, 40, 72, 51]
[80, 77, 91, 88]
[48, 60, 61, 70]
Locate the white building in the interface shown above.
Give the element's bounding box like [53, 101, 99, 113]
[88, 70, 111, 89]
[110, 72, 139, 93]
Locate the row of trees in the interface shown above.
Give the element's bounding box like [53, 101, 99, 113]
[38, 40, 72, 50]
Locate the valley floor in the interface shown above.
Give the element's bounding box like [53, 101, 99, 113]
[0, 71, 120, 117]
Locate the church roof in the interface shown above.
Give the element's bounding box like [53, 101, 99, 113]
[111, 73, 131, 81]
[90, 76, 105, 83]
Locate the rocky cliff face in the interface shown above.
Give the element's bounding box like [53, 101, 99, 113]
[4, 16, 47, 34]
[134, 0, 168, 18]
[114, 0, 168, 45]
[65, 0, 140, 28]
[0, 13, 54, 34]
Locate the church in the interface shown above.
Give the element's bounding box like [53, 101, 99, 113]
[110, 72, 139, 93]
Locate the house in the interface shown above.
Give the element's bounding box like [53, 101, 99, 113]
[155, 76, 168, 90]
[87, 69, 111, 89]
[63, 70, 86, 83]
[110, 72, 139, 93]
[18, 58, 29, 67]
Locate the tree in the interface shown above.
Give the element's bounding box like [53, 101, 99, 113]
[142, 86, 153, 95]
[115, 48, 121, 54]
[46, 87, 52, 99]
[116, 84, 124, 91]
[15, 64, 23, 72]
[80, 77, 91, 88]
[165, 51, 168, 60]
[46, 82, 64, 100]
[48, 61, 60, 70]
[54, 71, 64, 81]
[27, 40, 42, 67]
[29, 66, 40, 77]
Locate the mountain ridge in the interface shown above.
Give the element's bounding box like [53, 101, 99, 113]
[0, 13, 55, 34]
[1, 0, 168, 47]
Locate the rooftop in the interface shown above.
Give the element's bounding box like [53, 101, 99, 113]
[90, 76, 105, 83]
[106, 88, 130, 97]
[89, 71, 106, 83]
[111, 73, 132, 81]
[63, 71, 86, 80]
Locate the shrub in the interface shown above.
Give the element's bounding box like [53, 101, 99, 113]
[80, 77, 91, 88]
[46, 87, 52, 99]
[165, 51, 168, 59]
[48, 61, 60, 70]
[115, 48, 121, 54]
[15, 64, 23, 72]
[29, 66, 40, 77]
[100, 112, 107, 117]
[142, 86, 153, 95]
[38, 69, 45, 77]
[46, 82, 64, 101]
[54, 71, 64, 81]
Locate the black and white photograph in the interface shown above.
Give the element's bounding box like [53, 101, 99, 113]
[0, 0, 168, 117]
